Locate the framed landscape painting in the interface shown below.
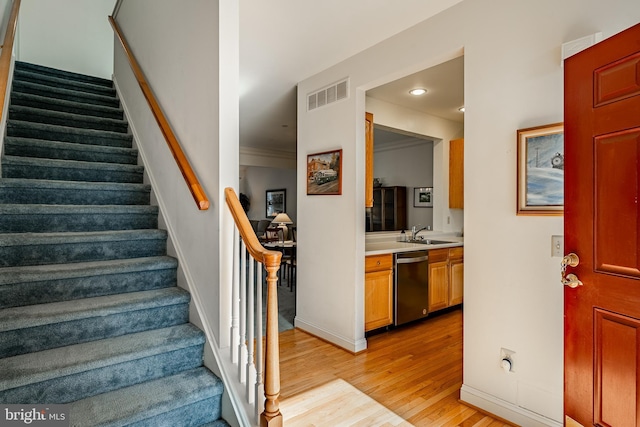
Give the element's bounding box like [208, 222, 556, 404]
[516, 123, 564, 215]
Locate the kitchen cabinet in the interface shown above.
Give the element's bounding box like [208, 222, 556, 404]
[428, 247, 464, 312]
[365, 112, 374, 208]
[366, 186, 407, 232]
[449, 138, 464, 209]
[365, 254, 393, 332]
[449, 247, 464, 306]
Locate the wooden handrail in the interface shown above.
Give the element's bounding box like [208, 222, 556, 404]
[225, 188, 281, 267]
[225, 187, 283, 427]
[109, 16, 209, 211]
[0, 0, 20, 124]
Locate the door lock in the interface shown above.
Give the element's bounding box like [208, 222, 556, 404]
[561, 253, 583, 288]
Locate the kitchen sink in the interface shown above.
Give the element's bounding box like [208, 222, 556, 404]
[407, 239, 453, 245]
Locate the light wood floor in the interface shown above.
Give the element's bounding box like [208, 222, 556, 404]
[278, 308, 513, 426]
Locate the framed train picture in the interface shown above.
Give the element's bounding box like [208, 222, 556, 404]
[306, 149, 342, 195]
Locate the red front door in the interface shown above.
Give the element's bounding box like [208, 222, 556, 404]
[565, 23, 640, 426]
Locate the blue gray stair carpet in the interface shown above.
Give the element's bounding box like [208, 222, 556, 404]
[0, 61, 229, 427]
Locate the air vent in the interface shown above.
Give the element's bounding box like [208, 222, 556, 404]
[307, 78, 349, 111]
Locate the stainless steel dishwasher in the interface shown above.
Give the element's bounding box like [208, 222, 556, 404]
[394, 250, 429, 325]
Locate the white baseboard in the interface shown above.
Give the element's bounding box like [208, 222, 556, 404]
[295, 317, 367, 353]
[460, 385, 562, 427]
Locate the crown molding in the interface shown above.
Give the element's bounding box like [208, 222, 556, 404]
[374, 137, 432, 153]
[240, 146, 296, 169]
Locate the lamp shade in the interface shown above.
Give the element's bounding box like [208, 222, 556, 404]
[272, 213, 293, 224]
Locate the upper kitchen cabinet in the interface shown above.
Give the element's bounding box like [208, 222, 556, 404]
[365, 112, 374, 208]
[449, 138, 464, 209]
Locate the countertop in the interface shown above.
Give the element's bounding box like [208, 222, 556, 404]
[365, 232, 463, 256]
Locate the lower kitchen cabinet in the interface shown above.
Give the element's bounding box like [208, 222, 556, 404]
[428, 247, 464, 313]
[365, 254, 393, 332]
[449, 248, 464, 306]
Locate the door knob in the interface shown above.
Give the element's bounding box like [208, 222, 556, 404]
[561, 253, 583, 288]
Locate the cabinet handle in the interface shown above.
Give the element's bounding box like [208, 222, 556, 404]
[376, 261, 381, 265]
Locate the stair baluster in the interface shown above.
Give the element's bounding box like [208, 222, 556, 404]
[225, 187, 283, 426]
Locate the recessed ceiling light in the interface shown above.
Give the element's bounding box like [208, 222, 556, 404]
[458, 107, 465, 112]
[409, 88, 427, 96]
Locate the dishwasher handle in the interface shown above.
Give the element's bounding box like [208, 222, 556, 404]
[396, 254, 429, 264]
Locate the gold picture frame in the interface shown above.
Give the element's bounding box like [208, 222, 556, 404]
[516, 123, 564, 215]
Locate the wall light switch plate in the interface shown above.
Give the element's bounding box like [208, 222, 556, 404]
[552, 235, 564, 257]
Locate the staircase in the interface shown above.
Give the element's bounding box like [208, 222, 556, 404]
[0, 62, 229, 426]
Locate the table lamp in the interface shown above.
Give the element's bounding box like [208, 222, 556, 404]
[272, 213, 293, 241]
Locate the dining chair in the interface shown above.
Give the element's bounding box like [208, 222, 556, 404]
[264, 227, 282, 243]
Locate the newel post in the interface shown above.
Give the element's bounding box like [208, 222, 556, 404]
[261, 252, 283, 427]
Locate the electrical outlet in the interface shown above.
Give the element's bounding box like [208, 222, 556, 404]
[551, 235, 564, 257]
[500, 348, 516, 373]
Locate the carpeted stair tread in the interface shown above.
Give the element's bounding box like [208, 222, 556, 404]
[9, 105, 128, 133]
[2, 155, 144, 183]
[0, 204, 159, 233]
[0, 288, 190, 358]
[0, 324, 205, 401]
[68, 367, 224, 427]
[0, 256, 178, 308]
[0, 178, 150, 205]
[12, 79, 120, 108]
[14, 68, 117, 97]
[7, 120, 132, 147]
[15, 61, 114, 88]
[0, 62, 228, 425]
[0, 287, 189, 333]
[10, 91, 124, 120]
[0, 228, 168, 267]
[0, 256, 177, 286]
[4, 136, 138, 164]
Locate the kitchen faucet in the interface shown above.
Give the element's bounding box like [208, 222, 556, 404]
[411, 225, 430, 241]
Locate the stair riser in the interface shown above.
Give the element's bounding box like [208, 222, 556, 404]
[128, 396, 221, 427]
[0, 186, 150, 205]
[4, 140, 138, 164]
[0, 303, 189, 358]
[9, 108, 128, 133]
[0, 212, 158, 233]
[0, 238, 167, 267]
[0, 268, 176, 309]
[2, 164, 143, 183]
[12, 80, 120, 108]
[0, 345, 204, 404]
[11, 93, 124, 120]
[14, 70, 117, 97]
[7, 122, 132, 148]
[15, 62, 114, 88]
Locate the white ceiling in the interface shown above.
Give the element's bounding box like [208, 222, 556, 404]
[239, 0, 465, 153]
[367, 56, 464, 123]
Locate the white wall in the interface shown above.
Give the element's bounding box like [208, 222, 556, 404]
[0, 0, 13, 165]
[241, 166, 297, 223]
[0, 0, 13, 40]
[297, 1, 640, 425]
[17, 0, 115, 79]
[113, 0, 238, 348]
[373, 140, 434, 230]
